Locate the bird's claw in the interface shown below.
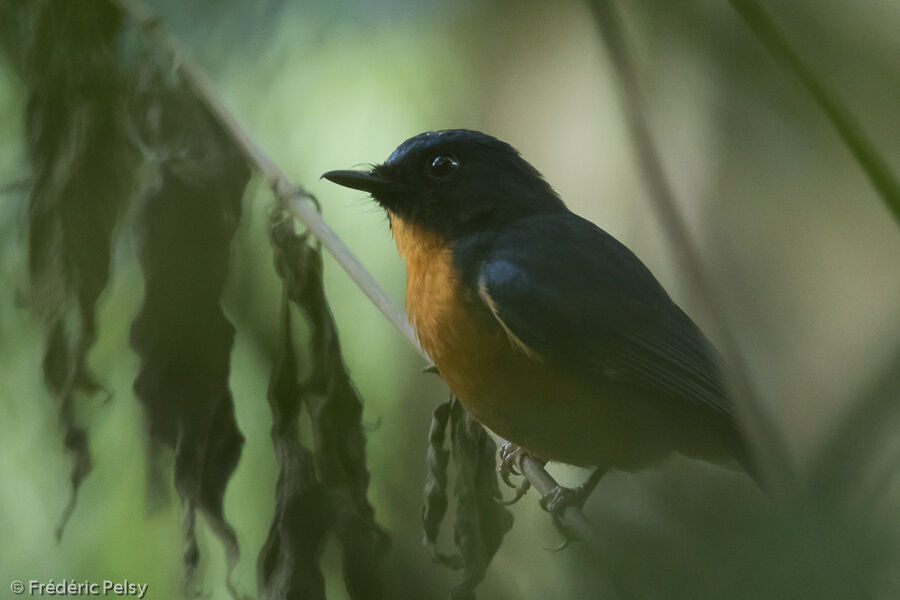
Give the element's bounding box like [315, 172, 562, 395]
[497, 442, 525, 486]
[496, 479, 531, 505]
[496, 442, 534, 505]
[539, 466, 606, 549]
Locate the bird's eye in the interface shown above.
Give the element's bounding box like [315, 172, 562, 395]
[428, 154, 459, 179]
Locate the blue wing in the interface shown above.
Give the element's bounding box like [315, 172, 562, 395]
[476, 212, 731, 416]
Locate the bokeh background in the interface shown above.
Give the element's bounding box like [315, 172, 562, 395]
[1, 0, 899, 598]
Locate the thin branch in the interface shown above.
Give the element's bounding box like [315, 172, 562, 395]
[519, 459, 604, 544]
[109, 0, 420, 355]
[110, 0, 602, 546]
[588, 0, 795, 494]
[729, 0, 900, 224]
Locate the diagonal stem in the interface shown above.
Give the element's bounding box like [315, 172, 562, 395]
[729, 0, 900, 224]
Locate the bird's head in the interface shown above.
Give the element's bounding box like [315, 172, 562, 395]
[322, 129, 566, 240]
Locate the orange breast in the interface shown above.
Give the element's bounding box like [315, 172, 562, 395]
[389, 213, 605, 464]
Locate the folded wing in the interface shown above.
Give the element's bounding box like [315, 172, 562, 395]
[476, 213, 730, 417]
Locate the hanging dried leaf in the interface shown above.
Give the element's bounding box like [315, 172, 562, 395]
[258, 218, 333, 600]
[258, 232, 331, 599]
[422, 401, 458, 568]
[263, 215, 390, 600]
[20, 0, 138, 539]
[301, 256, 391, 599]
[422, 397, 513, 600]
[129, 53, 248, 593]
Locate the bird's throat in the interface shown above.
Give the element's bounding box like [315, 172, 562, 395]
[387, 211, 447, 260]
[388, 211, 460, 361]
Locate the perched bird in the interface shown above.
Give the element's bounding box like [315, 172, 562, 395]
[323, 129, 752, 511]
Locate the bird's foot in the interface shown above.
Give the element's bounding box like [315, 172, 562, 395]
[496, 442, 542, 505]
[539, 466, 606, 550]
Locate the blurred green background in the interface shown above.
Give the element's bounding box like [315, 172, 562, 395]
[1, 0, 899, 598]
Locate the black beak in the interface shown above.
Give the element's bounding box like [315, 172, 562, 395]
[321, 169, 391, 194]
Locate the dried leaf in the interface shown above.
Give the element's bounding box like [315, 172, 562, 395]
[422, 401, 459, 568]
[129, 54, 249, 594]
[264, 216, 389, 600]
[20, 0, 138, 539]
[258, 241, 331, 600]
[422, 397, 513, 600]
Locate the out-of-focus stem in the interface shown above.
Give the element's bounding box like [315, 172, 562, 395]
[589, 0, 795, 495]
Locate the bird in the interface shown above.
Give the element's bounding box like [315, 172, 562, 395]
[323, 129, 753, 517]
